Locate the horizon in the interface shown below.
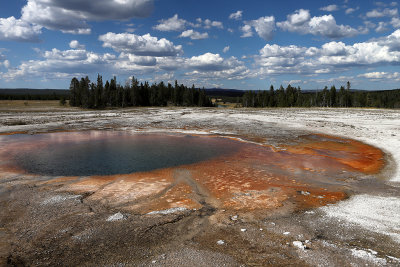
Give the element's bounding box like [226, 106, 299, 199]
[2, 86, 400, 92]
[1, 0, 400, 90]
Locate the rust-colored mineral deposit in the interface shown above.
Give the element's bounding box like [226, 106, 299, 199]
[0, 132, 385, 216]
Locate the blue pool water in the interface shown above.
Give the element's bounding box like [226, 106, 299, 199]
[9, 131, 243, 176]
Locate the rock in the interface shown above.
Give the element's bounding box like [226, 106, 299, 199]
[293, 241, 306, 250]
[106, 212, 125, 222]
[301, 191, 310, 196]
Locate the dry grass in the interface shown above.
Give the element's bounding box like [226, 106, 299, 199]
[0, 100, 75, 112]
[215, 102, 241, 108]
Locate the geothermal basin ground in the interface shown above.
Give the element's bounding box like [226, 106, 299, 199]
[0, 105, 400, 266]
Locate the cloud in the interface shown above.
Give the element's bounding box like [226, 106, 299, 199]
[241, 16, 275, 40]
[358, 71, 400, 81]
[118, 53, 156, 66]
[69, 40, 85, 49]
[320, 5, 339, 12]
[21, 1, 90, 34]
[1, 35, 252, 84]
[195, 18, 223, 29]
[391, 17, 400, 28]
[320, 41, 348, 56]
[223, 46, 230, 53]
[154, 14, 187, 31]
[0, 16, 42, 42]
[283, 79, 303, 85]
[3, 60, 10, 68]
[255, 29, 400, 75]
[277, 9, 360, 38]
[179, 29, 209, 40]
[185, 53, 250, 80]
[240, 24, 253, 37]
[358, 72, 387, 79]
[156, 57, 187, 71]
[204, 19, 223, 29]
[345, 7, 360, 14]
[282, 9, 310, 26]
[229, 11, 243, 20]
[21, 0, 153, 34]
[375, 22, 388, 33]
[0, 52, 10, 68]
[256, 44, 310, 73]
[2, 47, 116, 81]
[188, 53, 227, 71]
[99, 32, 183, 57]
[154, 15, 223, 33]
[366, 8, 398, 18]
[317, 31, 400, 65]
[250, 16, 275, 40]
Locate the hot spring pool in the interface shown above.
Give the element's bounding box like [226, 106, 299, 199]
[2, 131, 244, 176]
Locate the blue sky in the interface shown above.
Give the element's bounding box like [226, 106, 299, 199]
[0, 0, 400, 90]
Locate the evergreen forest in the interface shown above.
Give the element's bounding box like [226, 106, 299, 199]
[241, 82, 400, 109]
[69, 75, 213, 108]
[1, 77, 399, 109]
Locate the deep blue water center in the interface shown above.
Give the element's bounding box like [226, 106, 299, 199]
[11, 131, 243, 176]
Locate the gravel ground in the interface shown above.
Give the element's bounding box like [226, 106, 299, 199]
[0, 106, 399, 266]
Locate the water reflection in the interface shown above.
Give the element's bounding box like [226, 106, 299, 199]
[4, 132, 244, 176]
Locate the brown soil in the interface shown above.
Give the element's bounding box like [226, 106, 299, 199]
[0, 130, 397, 266]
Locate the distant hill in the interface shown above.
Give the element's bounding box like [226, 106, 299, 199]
[204, 88, 245, 97]
[0, 88, 69, 95]
[0, 89, 69, 100]
[205, 88, 372, 97]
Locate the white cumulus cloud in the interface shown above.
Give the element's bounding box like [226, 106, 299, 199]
[320, 5, 339, 12]
[188, 53, 241, 71]
[185, 53, 250, 80]
[345, 7, 360, 14]
[376, 21, 388, 33]
[366, 8, 398, 18]
[153, 14, 187, 32]
[196, 18, 224, 29]
[223, 46, 230, 53]
[0, 16, 41, 42]
[241, 24, 253, 38]
[99, 32, 183, 57]
[118, 53, 157, 66]
[358, 72, 400, 81]
[21, 0, 153, 34]
[179, 29, 209, 40]
[0, 52, 10, 68]
[69, 40, 85, 49]
[3, 60, 10, 68]
[277, 9, 360, 38]
[241, 16, 275, 40]
[229, 11, 243, 20]
[255, 29, 400, 75]
[204, 19, 223, 29]
[2, 47, 116, 81]
[391, 17, 400, 28]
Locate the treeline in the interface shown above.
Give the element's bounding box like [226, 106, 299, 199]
[69, 75, 213, 108]
[0, 89, 69, 100]
[242, 82, 400, 109]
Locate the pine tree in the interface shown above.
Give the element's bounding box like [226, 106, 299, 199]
[95, 74, 103, 108]
[268, 85, 275, 107]
[69, 77, 79, 106]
